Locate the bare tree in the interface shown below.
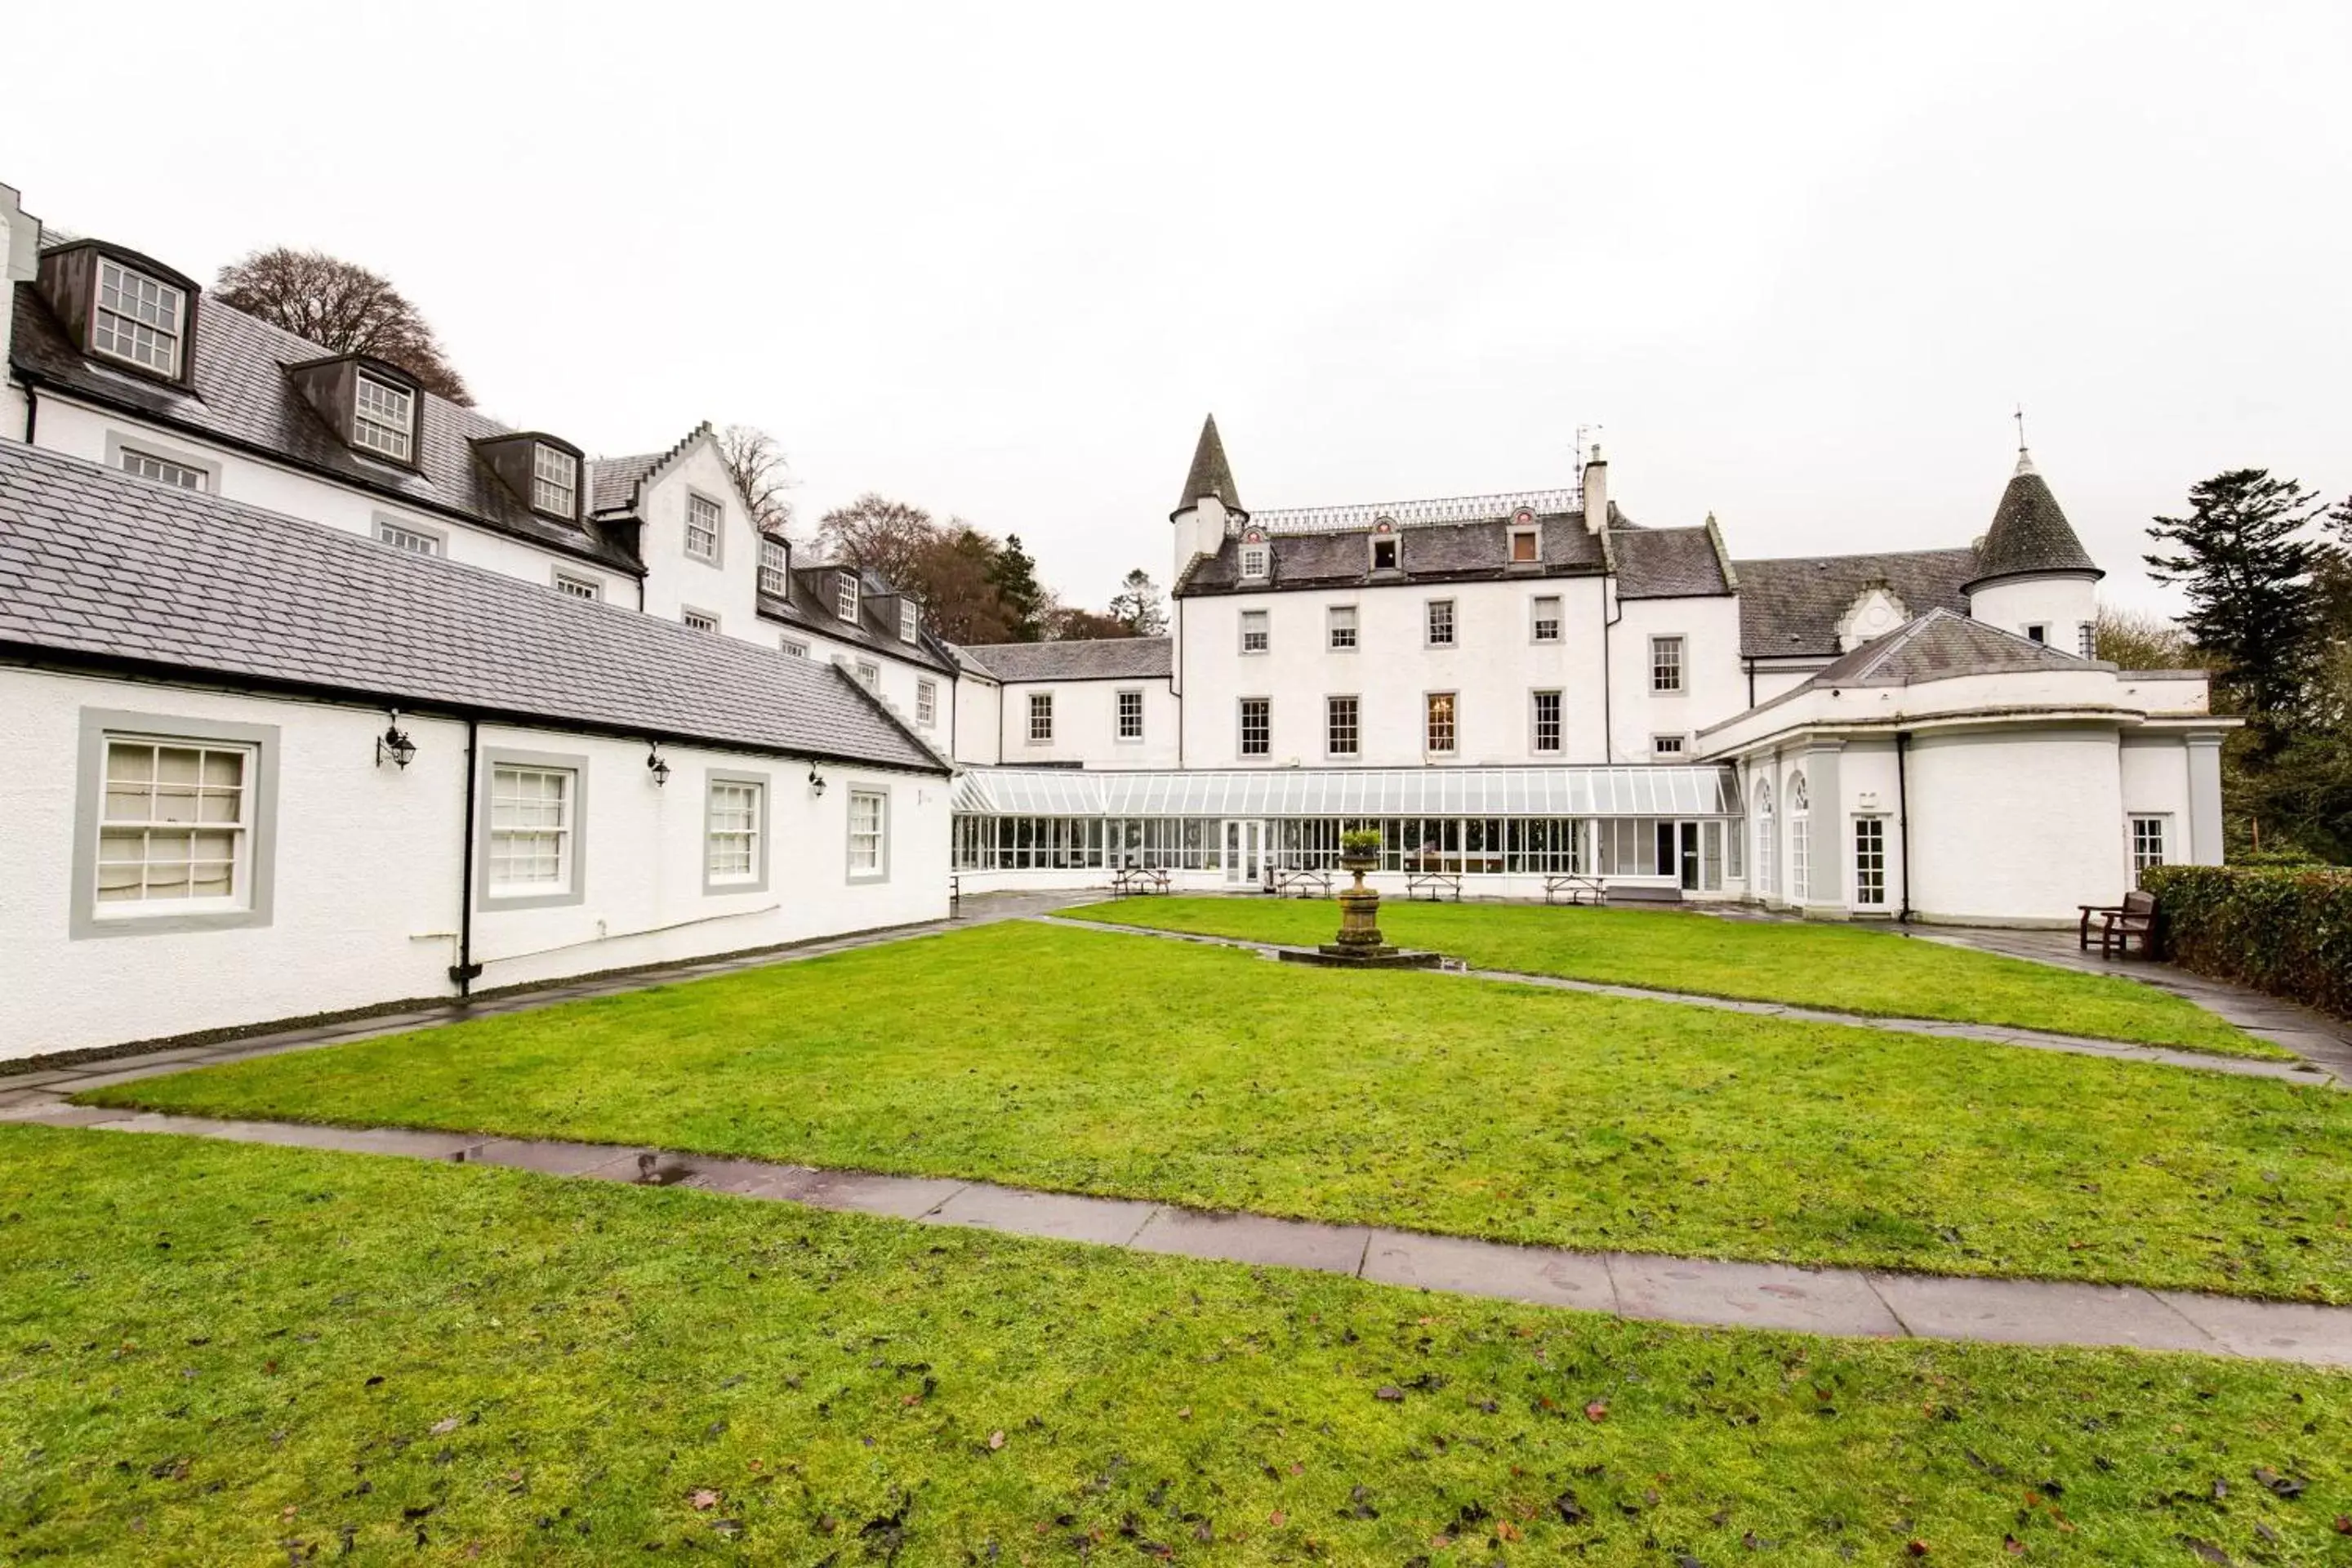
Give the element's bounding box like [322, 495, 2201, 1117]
[215, 247, 470, 403]
[817, 493, 941, 588]
[716, 424, 796, 535]
[2091, 604, 2201, 670]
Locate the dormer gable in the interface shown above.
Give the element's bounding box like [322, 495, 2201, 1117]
[1835, 581, 1910, 652]
[472, 431, 584, 523]
[283, 353, 422, 470]
[36, 239, 201, 390]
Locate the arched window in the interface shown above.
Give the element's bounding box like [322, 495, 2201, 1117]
[1753, 778, 1775, 898]
[1788, 769, 1811, 902]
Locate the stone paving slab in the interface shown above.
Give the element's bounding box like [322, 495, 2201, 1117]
[928, 1182, 1160, 1246]
[0, 1099, 121, 1126]
[12, 1102, 2352, 1367]
[2156, 1292, 2352, 1367]
[1870, 1274, 2216, 1354]
[1362, 1230, 1615, 1310]
[1608, 1252, 1905, 1337]
[1131, 1208, 1370, 1274]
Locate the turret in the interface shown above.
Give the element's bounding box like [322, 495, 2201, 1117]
[1965, 448, 2103, 654]
[1170, 413, 1243, 583]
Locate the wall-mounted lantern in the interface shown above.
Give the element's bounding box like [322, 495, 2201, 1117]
[376, 711, 416, 770]
[646, 743, 671, 788]
[807, 766, 828, 798]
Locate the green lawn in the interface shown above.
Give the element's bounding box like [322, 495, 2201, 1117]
[2, 1125, 2347, 1566]
[81, 922, 2352, 1301]
[1071, 897, 2274, 1056]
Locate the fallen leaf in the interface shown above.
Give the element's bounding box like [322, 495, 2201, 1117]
[429, 1416, 462, 1437]
[987, 1430, 1006, 1450]
[2184, 1540, 2231, 1566]
[1268, 1510, 1285, 1528]
[1584, 1400, 1609, 1423]
[2003, 1535, 2025, 1557]
[1495, 1520, 1521, 1542]
[1907, 1541, 1930, 1557]
[1375, 1386, 1405, 1402]
[689, 1490, 719, 1511]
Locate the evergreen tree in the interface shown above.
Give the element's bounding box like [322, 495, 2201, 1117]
[2144, 470, 2327, 728]
[987, 533, 1047, 642]
[1106, 568, 1168, 635]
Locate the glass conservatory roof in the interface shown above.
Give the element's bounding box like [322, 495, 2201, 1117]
[951, 766, 1740, 819]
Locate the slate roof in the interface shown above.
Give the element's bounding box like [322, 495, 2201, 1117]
[1180, 513, 1604, 595]
[956, 637, 1172, 683]
[1731, 546, 1980, 660]
[590, 451, 665, 516]
[1800, 608, 2101, 689]
[1610, 525, 1731, 599]
[1176, 414, 1241, 511]
[757, 563, 959, 676]
[1969, 452, 2100, 586]
[0, 443, 944, 773]
[9, 280, 643, 575]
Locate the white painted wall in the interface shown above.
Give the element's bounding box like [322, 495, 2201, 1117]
[30, 395, 634, 601]
[1000, 679, 1182, 768]
[1607, 591, 1745, 762]
[1, 666, 950, 1058]
[954, 674, 1003, 765]
[1967, 573, 2099, 652]
[637, 439, 762, 637]
[1178, 577, 1613, 767]
[1906, 726, 2127, 925]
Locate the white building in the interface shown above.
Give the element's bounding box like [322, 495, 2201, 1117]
[948, 416, 2230, 920]
[0, 442, 951, 1062]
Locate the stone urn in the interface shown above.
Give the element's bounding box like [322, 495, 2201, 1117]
[1333, 850, 1385, 951]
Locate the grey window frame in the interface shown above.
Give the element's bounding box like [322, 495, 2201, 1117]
[1238, 697, 1272, 757]
[1325, 694, 1361, 759]
[1241, 543, 1269, 579]
[855, 660, 880, 691]
[758, 536, 791, 596]
[702, 768, 772, 895]
[835, 573, 861, 622]
[71, 708, 280, 940]
[1424, 690, 1458, 755]
[1115, 688, 1145, 742]
[1530, 688, 1563, 754]
[916, 678, 938, 728]
[684, 489, 724, 565]
[1530, 595, 1562, 644]
[477, 747, 588, 911]
[846, 786, 892, 883]
[682, 605, 720, 633]
[2129, 813, 2168, 883]
[353, 370, 416, 461]
[1650, 635, 1686, 693]
[1370, 537, 1398, 572]
[1508, 524, 1540, 564]
[91, 256, 187, 376]
[105, 430, 219, 494]
[1426, 599, 1456, 648]
[2025, 623, 2049, 644]
[1651, 733, 1687, 759]
[2077, 621, 2096, 658]
[1240, 608, 1270, 654]
[553, 568, 603, 601]
[373, 514, 445, 557]
[1028, 691, 1055, 743]
[780, 636, 810, 658]
[1853, 815, 1888, 907]
[1327, 604, 1358, 650]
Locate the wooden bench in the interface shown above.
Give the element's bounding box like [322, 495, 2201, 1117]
[1544, 873, 1606, 906]
[2081, 889, 2157, 957]
[1272, 865, 1334, 898]
[1109, 866, 1172, 896]
[1405, 871, 1463, 902]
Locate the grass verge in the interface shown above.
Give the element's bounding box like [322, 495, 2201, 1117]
[79, 922, 2352, 1301]
[3, 1124, 2350, 1566]
[1071, 897, 2275, 1057]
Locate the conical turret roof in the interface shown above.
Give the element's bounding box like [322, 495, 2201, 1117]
[1175, 414, 1242, 512]
[1967, 451, 2100, 588]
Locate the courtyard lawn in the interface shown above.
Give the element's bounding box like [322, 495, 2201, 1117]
[2, 1129, 2350, 1567]
[1073, 896, 2274, 1056]
[79, 922, 2352, 1302]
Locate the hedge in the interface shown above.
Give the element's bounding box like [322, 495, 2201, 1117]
[2140, 864, 2352, 1020]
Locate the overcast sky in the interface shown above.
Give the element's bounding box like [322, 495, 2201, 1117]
[10, 1, 2347, 614]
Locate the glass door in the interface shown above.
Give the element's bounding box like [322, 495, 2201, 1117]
[1678, 822, 1701, 890]
[1223, 821, 1263, 885]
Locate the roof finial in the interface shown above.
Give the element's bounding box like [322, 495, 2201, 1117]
[2011, 404, 2036, 477]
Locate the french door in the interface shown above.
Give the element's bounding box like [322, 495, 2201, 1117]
[1223, 820, 1263, 885]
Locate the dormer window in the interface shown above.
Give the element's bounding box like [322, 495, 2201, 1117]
[835, 573, 860, 622]
[1508, 510, 1540, 564]
[93, 257, 186, 376]
[1371, 538, 1398, 571]
[1241, 539, 1269, 579]
[899, 602, 920, 643]
[532, 444, 578, 518]
[353, 372, 415, 462]
[758, 536, 790, 596]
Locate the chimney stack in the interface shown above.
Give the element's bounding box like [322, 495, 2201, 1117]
[1581, 443, 1610, 536]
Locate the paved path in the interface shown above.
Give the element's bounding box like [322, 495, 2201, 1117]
[1041, 916, 2339, 1086]
[4, 1101, 2348, 1368]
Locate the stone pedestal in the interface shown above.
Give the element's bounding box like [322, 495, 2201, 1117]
[1276, 853, 1443, 969]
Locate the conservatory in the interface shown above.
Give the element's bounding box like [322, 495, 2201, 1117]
[951, 766, 1746, 898]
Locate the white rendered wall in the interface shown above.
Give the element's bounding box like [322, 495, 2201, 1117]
[1967, 574, 2098, 650]
[636, 442, 764, 638]
[30, 396, 635, 602]
[1000, 680, 1182, 768]
[2119, 735, 2195, 866]
[1178, 577, 1611, 767]
[1905, 726, 2126, 925]
[954, 675, 1003, 766]
[1608, 594, 1745, 762]
[1, 666, 949, 1059]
